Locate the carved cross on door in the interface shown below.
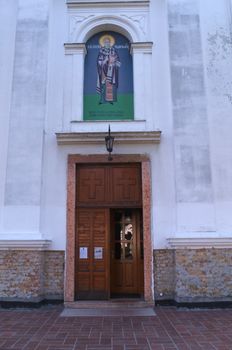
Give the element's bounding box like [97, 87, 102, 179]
[82, 172, 103, 199]
[77, 165, 141, 205]
[117, 174, 136, 199]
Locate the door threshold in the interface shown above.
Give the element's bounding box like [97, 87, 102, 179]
[110, 293, 142, 299]
[65, 299, 153, 309]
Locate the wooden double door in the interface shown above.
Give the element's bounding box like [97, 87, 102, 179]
[75, 164, 144, 300]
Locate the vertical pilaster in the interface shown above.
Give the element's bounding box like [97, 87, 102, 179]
[168, 0, 215, 233]
[131, 43, 153, 123]
[199, 0, 232, 233]
[0, 0, 18, 233]
[64, 43, 86, 128]
[3, 0, 49, 238]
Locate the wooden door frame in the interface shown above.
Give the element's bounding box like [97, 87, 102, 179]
[65, 154, 153, 303]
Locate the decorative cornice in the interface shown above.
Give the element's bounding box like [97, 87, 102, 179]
[167, 237, 232, 249]
[130, 42, 153, 54]
[0, 240, 52, 251]
[56, 131, 161, 145]
[66, 1, 150, 9]
[64, 43, 87, 55]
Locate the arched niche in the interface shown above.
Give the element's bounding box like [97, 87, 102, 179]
[83, 31, 134, 121]
[83, 23, 134, 43]
[64, 18, 153, 129]
[76, 16, 139, 43]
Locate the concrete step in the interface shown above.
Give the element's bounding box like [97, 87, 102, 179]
[65, 300, 154, 309]
[61, 307, 156, 317]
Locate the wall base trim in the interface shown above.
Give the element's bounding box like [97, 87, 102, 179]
[0, 298, 64, 309]
[167, 237, 232, 249]
[155, 299, 232, 309]
[0, 240, 52, 250]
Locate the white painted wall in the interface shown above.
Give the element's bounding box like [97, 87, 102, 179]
[0, 1, 18, 236]
[199, 0, 232, 234]
[1, 0, 232, 249]
[0, 0, 49, 239]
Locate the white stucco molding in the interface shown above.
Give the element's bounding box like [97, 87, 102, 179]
[64, 43, 86, 55]
[56, 131, 161, 145]
[130, 42, 153, 54]
[167, 237, 232, 249]
[0, 240, 52, 251]
[66, 1, 150, 9]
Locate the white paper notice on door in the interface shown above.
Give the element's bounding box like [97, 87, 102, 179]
[79, 247, 88, 259]
[94, 247, 103, 259]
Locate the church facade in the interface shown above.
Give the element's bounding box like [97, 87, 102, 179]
[0, 0, 232, 305]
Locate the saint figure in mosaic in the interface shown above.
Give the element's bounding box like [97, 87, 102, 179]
[97, 34, 121, 104]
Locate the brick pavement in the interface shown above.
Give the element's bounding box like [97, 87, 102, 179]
[0, 305, 232, 350]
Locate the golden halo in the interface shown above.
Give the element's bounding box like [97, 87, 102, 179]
[99, 34, 115, 47]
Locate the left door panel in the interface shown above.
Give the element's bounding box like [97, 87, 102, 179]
[75, 208, 109, 300]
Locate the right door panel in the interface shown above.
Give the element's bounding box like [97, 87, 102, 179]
[110, 209, 144, 296]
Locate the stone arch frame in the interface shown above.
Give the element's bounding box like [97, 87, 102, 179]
[64, 15, 153, 126]
[76, 15, 140, 43]
[65, 154, 153, 304]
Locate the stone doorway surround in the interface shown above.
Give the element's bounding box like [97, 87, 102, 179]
[65, 154, 153, 303]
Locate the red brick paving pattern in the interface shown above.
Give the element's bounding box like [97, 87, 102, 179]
[0, 306, 232, 349]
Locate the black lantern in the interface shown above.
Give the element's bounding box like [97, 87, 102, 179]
[105, 125, 114, 161]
